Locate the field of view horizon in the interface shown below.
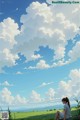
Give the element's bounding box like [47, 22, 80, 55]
[0, 0, 80, 111]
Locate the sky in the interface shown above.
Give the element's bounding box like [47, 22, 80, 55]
[0, 0, 80, 109]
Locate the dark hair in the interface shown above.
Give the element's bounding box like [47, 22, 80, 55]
[62, 97, 70, 108]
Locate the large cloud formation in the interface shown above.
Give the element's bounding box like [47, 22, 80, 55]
[0, 1, 80, 72]
[0, 18, 20, 72]
[15, 2, 79, 61]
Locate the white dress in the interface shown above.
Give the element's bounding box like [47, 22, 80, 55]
[59, 112, 64, 119]
[59, 103, 71, 119]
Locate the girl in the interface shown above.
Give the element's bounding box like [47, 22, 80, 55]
[55, 97, 71, 120]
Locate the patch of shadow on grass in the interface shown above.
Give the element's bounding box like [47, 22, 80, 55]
[12, 113, 54, 120]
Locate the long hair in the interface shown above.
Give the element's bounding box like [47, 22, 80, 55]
[62, 97, 70, 108]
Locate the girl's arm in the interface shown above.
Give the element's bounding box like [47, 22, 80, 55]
[63, 109, 67, 120]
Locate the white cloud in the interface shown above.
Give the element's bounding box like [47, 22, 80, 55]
[14, 1, 79, 68]
[28, 58, 71, 69]
[30, 90, 42, 103]
[0, 18, 20, 72]
[0, 81, 13, 87]
[68, 41, 80, 62]
[14, 95, 27, 105]
[0, 87, 14, 105]
[46, 88, 55, 101]
[16, 71, 23, 74]
[0, 2, 80, 72]
[44, 68, 80, 103]
[39, 82, 54, 88]
[15, 2, 78, 57]
[0, 68, 80, 106]
[28, 60, 50, 69]
[36, 60, 50, 69]
[52, 41, 80, 67]
[0, 87, 28, 106]
[31, 54, 42, 60]
[56, 69, 80, 99]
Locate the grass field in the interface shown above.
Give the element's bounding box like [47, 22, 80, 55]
[10, 108, 79, 120]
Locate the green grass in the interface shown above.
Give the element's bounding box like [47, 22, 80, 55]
[10, 108, 78, 120]
[11, 110, 56, 120]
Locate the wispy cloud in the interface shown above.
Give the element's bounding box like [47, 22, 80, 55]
[16, 8, 19, 11]
[0, 12, 3, 15]
[16, 71, 23, 75]
[38, 82, 54, 88]
[0, 81, 13, 87]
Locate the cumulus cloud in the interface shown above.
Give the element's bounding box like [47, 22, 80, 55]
[31, 54, 42, 60]
[30, 90, 42, 103]
[52, 40, 80, 67]
[44, 68, 80, 103]
[14, 95, 27, 105]
[14, 1, 79, 68]
[0, 18, 20, 72]
[0, 2, 80, 72]
[28, 60, 50, 69]
[0, 68, 80, 106]
[56, 69, 80, 99]
[52, 59, 70, 67]
[68, 41, 80, 62]
[0, 87, 28, 106]
[14, 2, 79, 60]
[46, 88, 55, 101]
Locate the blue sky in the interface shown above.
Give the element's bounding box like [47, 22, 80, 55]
[0, 0, 80, 109]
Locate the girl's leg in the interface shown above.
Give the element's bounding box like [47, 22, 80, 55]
[55, 111, 60, 120]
